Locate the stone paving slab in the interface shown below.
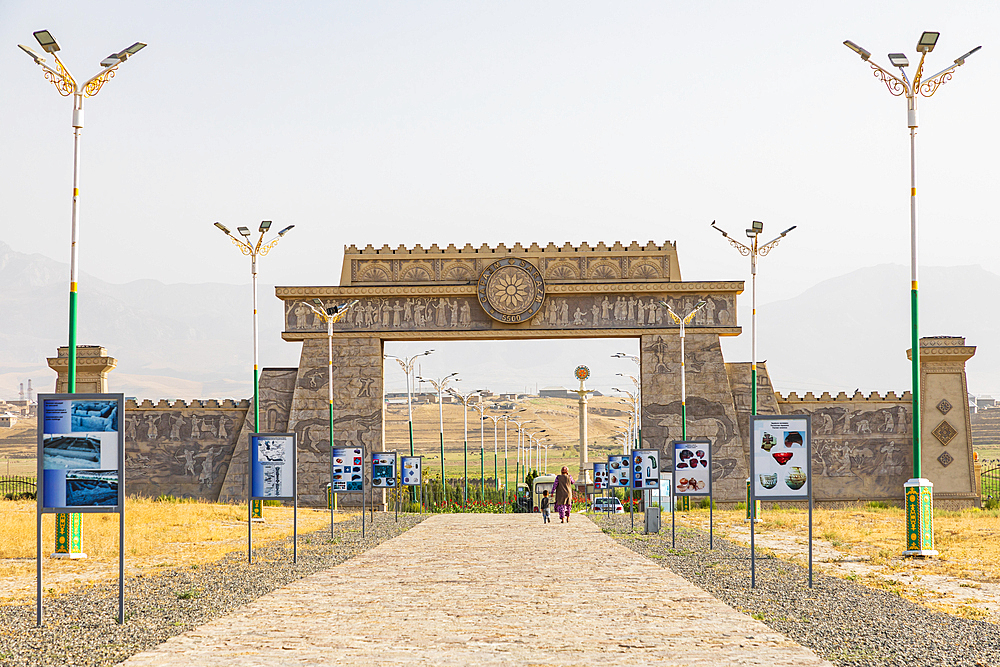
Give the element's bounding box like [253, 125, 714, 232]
[118, 514, 833, 666]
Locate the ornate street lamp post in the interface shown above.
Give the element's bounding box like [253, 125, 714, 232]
[448, 388, 480, 504]
[305, 299, 358, 536]
[385, 350, 434, 501]
[20, 29, 145, 564]
[710, 220, 795, 417]
[661, 300, 707, 439]
[214, 221, 294, 521]
[416, 373, 459, 505]
[844, 31, 981, 557]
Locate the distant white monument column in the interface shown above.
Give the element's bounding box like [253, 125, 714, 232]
[571, 366, 595, 485]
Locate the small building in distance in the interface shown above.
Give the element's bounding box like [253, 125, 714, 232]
[0, 413, 18, 428]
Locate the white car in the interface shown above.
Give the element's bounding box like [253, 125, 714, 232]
[590, 497, 625, 514]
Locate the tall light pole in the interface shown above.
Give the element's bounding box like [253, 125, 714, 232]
[527, 430, 546, 473]
[510, 417, 530, 488]
[613, 388, 639, 449]
[501, 414, 511, 497]
[215, 221, 294, 521]
[711, 220, 795, 417]
[662, 300, 707, 439]
[448, 388, 480, 504]
[305, 299, 358, 536]
[483, 414, 503, 494]
[616, 373, 640, 448]
[21, 31, 145, 566]
[416, 373, 459, 504]
[471, 398, 488, 499]
[19, 31, 145, 395]
[844, 32, 980, 557]
[385, 350, 434, 501]
[612, 353, 641, 446]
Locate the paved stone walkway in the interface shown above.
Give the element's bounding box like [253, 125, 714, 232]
[119, 514, 832, 666]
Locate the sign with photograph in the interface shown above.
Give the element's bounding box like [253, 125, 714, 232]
[331, 447, 364, 492]
[672, 440, 712, 496]
[592, 462, 608, 490]
[401, 456, 422, 486]
[631, 449, 660, 489]
[250, 433, 296, 500]
[750, 415, 811, 501]
[607, 455, 630, 487]
[372, 451, 397, 487]
[38, 394, 124, 511]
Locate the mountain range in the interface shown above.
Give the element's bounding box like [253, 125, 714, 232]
[1, 239, 996, 400]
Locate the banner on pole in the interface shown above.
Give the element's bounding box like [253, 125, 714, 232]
[401, 456, 422, 486]
[592, 461, 608, 490]
[38, 394, 124, 511]
[250, 433, 296, 501]
[331, 447, 363, 492]
[607, 455, 630, 487]
[672, 440, 712, 497]
[631, 449, 660, 489]
[750, 415, 811, 501]
[372, 451, 397, 487]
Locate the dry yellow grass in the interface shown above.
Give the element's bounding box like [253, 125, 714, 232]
[0, 497, 353, 603]
[677, 505, 1000, 619]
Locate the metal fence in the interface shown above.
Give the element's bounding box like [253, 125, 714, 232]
[981, 460, 1000, 505]
[0, 475, 36, 497]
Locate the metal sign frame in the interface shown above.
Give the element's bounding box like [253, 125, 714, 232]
[670, 439, 713, 549]
[249, 432, 298, 563]
[36, 392, 125, 626]
[749, 414, 813, 587]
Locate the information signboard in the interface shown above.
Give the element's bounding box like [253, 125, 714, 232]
[250, 433, 296, 501]
[39, 394, 124, 511]
[372, 451, 397, 487]
[400, 456, 422, 486]
[750, 415, 811, 501]
[592, 462, 607, 490]
[36, 393, 125, 625]
[672, 440, 712, 497]
[631, 449, 660, 489]
[331, 447, 364, 492]
[607, 455, 629, 487]
[749, 414, 813, 588]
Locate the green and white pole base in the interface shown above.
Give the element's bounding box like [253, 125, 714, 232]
[677, 496, 691, 512]
[251, 499, 264, 523]
[745, 478, 761, 523]
[52, 512, 87, 559]
[903, 479, 937, 557]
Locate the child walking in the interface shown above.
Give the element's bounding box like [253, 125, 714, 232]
[541, 490, 551, 523]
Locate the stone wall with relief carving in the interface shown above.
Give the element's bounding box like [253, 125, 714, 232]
[283, 292, 737, 334]
[124, 399, 250, 500]
[283, 336, 384, 508]
[641, 332, 748, 502]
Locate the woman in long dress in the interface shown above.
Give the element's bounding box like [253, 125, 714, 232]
[552, 466, 574, 523]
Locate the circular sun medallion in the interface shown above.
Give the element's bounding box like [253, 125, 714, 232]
[477, 258, 545, 324]
[575, 365, 591, 381]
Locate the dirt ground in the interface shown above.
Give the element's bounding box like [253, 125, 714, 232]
[675, 506, 1000, 622]
[0, 416, 36, 476]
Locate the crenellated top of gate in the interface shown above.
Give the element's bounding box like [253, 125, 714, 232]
[340, 240, 681, 286]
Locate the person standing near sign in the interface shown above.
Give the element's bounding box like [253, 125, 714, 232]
[552, 466, 574, 523]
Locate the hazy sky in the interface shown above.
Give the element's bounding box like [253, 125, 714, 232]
[2, 1, 997, 383]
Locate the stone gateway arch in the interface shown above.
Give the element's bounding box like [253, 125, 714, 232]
[220, 241, 750, 506]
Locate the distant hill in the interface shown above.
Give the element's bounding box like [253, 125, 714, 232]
[1, 240, 995, 400]
[0, 240, 296, 400]
[749, 264, 1000, 397]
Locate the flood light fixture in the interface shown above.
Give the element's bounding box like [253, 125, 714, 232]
[237, 226, 251, 237]
[955, 45, 982, 65]
[259, 220, 271, 232]
[18, 44, 45, 63]
[844, 40, 871, 61]
[277, 225, 295, 237]
[888, 53, 909, 68]
[916, 31, 940, 53]
[33, 30, 59, 53]
[214, 222, 231, 235]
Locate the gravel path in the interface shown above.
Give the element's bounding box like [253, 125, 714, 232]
[593, 513, 1000, 667]
[0, 513, 424, 667]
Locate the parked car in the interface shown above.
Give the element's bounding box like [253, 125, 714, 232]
[589, 497, 625, 514]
